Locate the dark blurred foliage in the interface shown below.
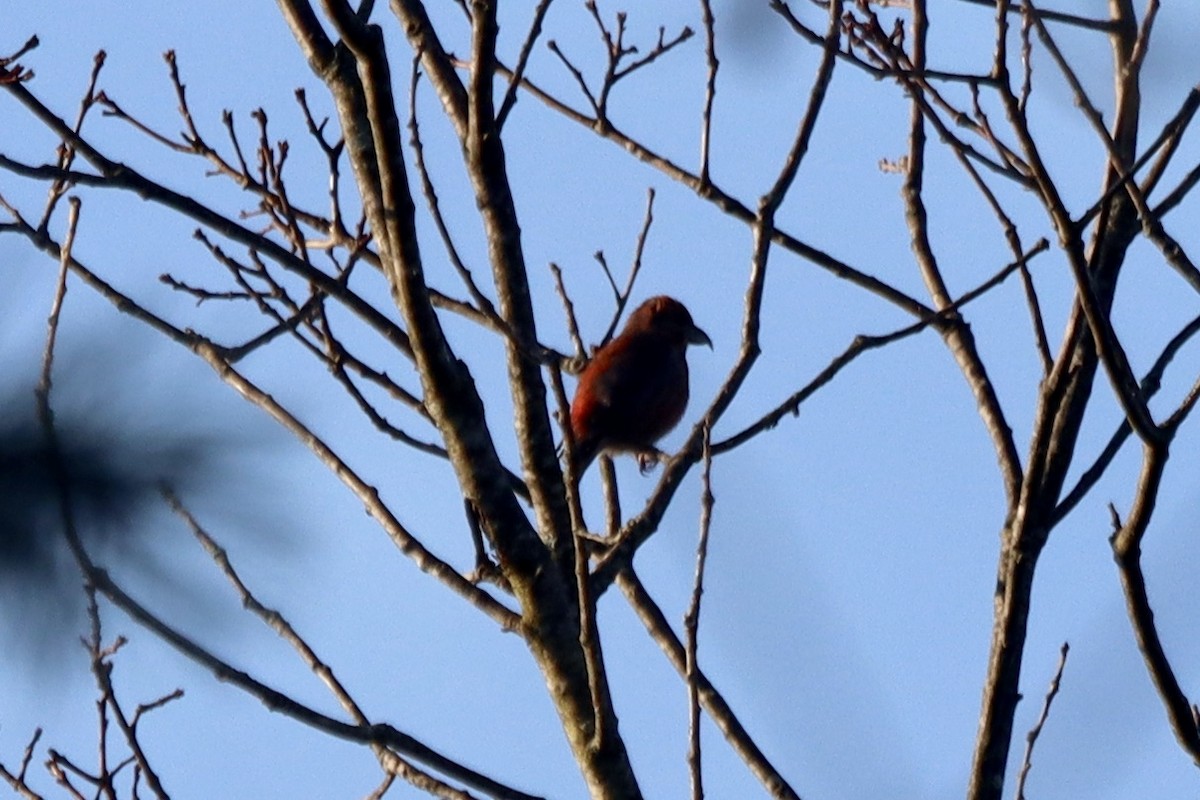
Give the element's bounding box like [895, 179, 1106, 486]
[0, 391, 232, 646]
[0, 403, 218, 579]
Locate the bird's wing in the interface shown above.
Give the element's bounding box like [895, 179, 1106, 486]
[582, 336, 661, 413]
[577, 335, 684, 435]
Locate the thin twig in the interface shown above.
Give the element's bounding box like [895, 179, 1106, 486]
[408, 53, 501, 322]
[39, 51, 105, 230]
[0, 729, 47, 800]
[697, 0, 718, 186]
[0, 35, 39, 84]
[1014, 642, 1070, 800]
[599, 188, 656, 347]
[41, 197, 80, 391]
[550, 262, 587, 362]
[496, 0, 555, 129]
[684, 426, 715, 800]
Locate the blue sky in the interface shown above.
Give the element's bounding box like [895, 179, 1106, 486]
[3, 1, 1200, 798]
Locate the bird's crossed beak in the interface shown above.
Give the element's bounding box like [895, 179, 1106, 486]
[688, 325, 713, 349]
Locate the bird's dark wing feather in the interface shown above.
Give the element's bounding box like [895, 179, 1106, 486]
[576, 334, 686, 445]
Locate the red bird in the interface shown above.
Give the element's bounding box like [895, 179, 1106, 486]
[568, 296, 712, 475]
